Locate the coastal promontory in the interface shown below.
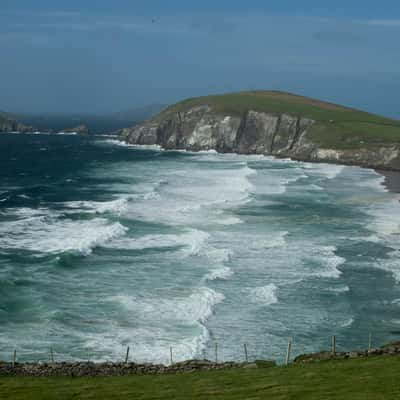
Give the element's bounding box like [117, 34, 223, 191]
[120, 91, 400, 170]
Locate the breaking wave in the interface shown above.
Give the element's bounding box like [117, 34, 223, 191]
[102, 287, 225, 363]
[0, 211, 127, 256]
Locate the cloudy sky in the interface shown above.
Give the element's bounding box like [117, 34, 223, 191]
[1, 0, 400, 117]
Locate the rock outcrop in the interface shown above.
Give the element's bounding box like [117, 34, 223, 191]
[294, 341, 400, 364]
[0, 117, 34, 133]
[61, 124, 89, 135]
[121, 106, 400, 170]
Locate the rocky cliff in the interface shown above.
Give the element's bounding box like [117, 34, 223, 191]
[121, 103, 400, 171]
[0, 116, 34, 133]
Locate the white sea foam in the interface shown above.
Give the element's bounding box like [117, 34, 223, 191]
[327, 285, 350, 294]
[378, 251, 400, 283]
[356, 172, 387, 192]
[308, 184, 324, 191]
[5, 207, 50, 219]
[119, 162, 257, 226]
[204, 248, 232, 263]
[305, 246, 345, 279]
[83, 323, 210, 364]
[264, 232, 289, 249]
[112, 287, 224, 324]
[106, 228, 210, 257]
[249, 284, 278, 305]
[366, 198, 400, 237]
[0, 213, 127, 256]
[340, 318, 354, 328]
[309, 163, 345, 180]
[204, 267, 233, 281]
[94, 287, 225, 363]
[248, 231, 288, 250]
[251, 167, 307, 196]
[216, 215, 243, 225]
[100, 139, 163, 151]
[63, 198, 130, 216]
[363, 234, 381, 243]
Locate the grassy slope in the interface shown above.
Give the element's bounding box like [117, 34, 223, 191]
[1, 356, 400, 400]
[157, 91, 400, 150]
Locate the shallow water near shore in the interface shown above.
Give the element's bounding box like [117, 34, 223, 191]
[1, 133, 400, 364]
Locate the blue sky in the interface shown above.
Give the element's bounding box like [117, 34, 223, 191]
[1, 1, 400, 117]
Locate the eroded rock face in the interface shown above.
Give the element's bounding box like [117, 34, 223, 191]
[121, 106, 400, 170]
[122, 108, 314, 156]
[0, 119, 34, 133]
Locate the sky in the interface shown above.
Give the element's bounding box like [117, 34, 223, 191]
[1, 0, 400, 117]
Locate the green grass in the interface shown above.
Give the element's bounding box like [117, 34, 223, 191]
[1, 356, 400, 399]
[156, 91, 400, 150]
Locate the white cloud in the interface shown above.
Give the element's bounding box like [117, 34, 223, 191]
[4, 10, 81, 18]
[365, 19, 400, 27]
[37, 11, 81, 18]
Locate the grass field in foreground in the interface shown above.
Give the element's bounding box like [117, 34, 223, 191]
[1, 356, 400, 400]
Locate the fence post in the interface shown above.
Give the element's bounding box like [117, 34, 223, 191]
[12, 350, 16, 367]
[51, 347, 54, 364]
[125, 346, 130, 363]
[368, 333, 372, 351]
[170, 346, 173, 366]
[332, 336, 336, 356]
[285, 339, 292, 366]
[244, 343, 248, 363]
[215, 342, 218, 363]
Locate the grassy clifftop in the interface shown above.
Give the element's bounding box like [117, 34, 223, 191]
[157, 91, 400, 150]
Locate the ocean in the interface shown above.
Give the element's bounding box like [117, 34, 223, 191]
[1, 132, 400, 364]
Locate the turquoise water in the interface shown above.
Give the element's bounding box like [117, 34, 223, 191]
[1, 133, 400, 364]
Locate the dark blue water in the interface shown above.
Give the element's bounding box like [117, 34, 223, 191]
[1, 133, 400, 364]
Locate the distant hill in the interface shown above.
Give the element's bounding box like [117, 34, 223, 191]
[15, 104, 166, 135]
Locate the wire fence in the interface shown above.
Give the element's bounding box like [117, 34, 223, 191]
[3, 332, 383, 367]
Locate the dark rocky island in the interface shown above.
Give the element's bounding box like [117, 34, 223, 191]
[0, 113, 89, 135]
[121, 91, 400, 171]
[60, 124, 89, 135]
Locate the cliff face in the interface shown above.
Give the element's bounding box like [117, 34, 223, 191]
[0, 117, 34, 133]
[121, 106, 400, 170]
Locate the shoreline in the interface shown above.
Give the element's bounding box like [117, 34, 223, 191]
[377, 169, 400, 194]
[117, 137, 400, 195]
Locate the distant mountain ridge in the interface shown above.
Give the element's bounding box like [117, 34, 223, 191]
[8, 104, 167, 135]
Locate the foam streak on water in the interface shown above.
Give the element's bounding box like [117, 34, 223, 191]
[1, 134, 400, 363]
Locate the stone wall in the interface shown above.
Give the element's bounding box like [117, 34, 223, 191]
[0, 359, 262, 377]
